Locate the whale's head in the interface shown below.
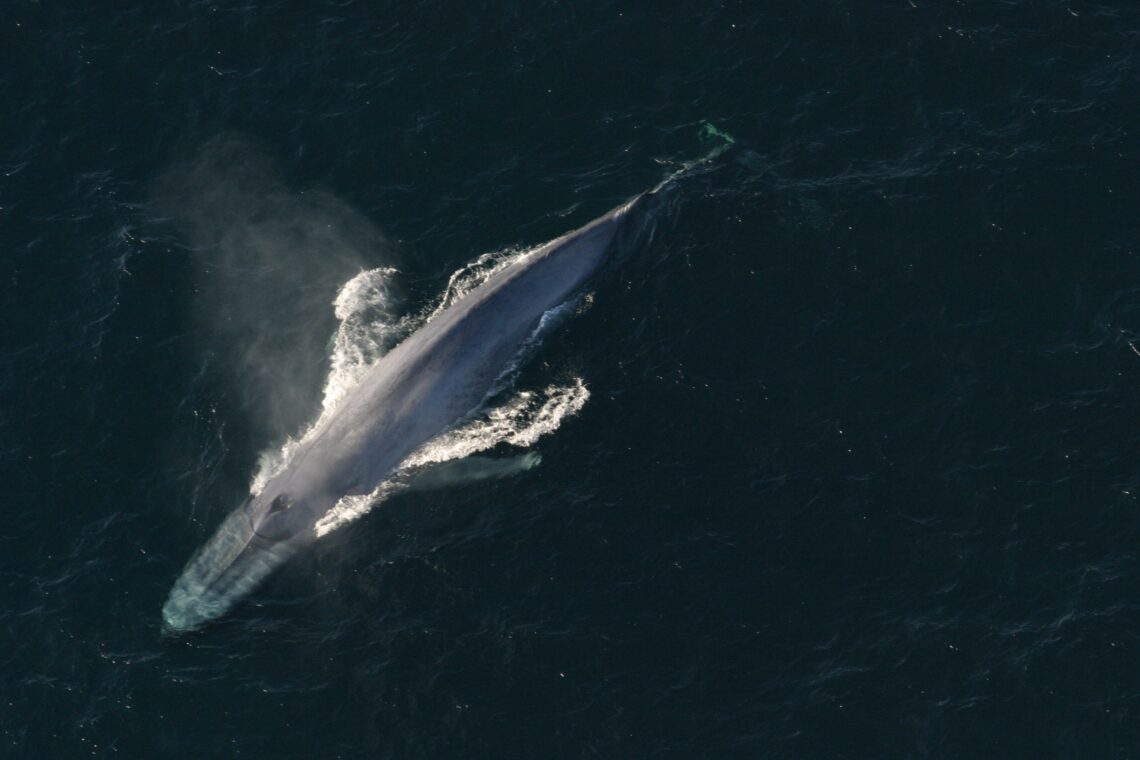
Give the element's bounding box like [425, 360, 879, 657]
[161, 486, 333, 633]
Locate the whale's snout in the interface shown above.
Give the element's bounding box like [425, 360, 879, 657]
[162, 503, 298, 633]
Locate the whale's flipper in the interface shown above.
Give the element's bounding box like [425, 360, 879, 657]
[401, 452, 542, 493]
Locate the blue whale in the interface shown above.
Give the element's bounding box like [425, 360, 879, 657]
[162, 187, 667, 631]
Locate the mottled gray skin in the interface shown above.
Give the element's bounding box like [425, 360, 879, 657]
[162, 191, 654, 632]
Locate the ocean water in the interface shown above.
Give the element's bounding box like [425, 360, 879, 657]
[2, 1, 1138, 757]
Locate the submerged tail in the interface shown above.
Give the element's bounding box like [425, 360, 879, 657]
[609, 122, 757, 262]
[648, 121, 757, 191]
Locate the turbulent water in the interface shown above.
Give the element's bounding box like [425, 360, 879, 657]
[2, 1, 1138, 757]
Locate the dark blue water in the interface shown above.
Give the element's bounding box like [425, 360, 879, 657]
[3, 1, 1138, 757]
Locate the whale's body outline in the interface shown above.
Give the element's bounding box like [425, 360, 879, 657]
[162, 187, 667, 632]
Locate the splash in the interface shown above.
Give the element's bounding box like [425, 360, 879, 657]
[250, 248, 591, 535]
[404, 378, 590, 467]
[325, 266, 408, 413]
[250, 265, 406, 494]
[313, 380, 588, 537]
[431, 248, 525, 318]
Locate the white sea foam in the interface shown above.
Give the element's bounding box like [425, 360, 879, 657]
[248, 249, 590, 537]
[430, 248, 525, 318]
[313, 380, 587, 537]
[251, 265, 405, 494]
[406, 378, 590, 467]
